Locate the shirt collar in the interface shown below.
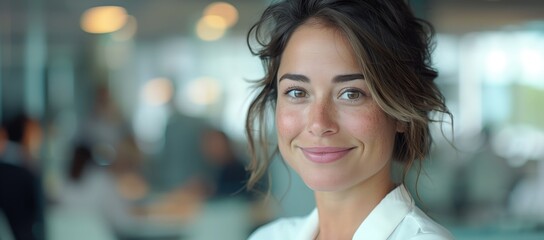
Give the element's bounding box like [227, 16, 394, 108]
[297, 208, 319, 239]
[298, 185, 413, 240]
[353, 184, 414, 239]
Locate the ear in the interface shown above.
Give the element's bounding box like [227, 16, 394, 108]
[396, 121, 407, 133]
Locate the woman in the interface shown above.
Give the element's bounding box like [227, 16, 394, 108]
[245, 0, 454, 239]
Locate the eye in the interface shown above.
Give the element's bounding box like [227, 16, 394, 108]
[286, 89, 307, 98]
[338, 90, 362, 100]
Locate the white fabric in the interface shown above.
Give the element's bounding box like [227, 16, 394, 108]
[54, 167, 134, 238]
[248, 185, 453, 240]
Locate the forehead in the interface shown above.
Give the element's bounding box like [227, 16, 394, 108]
[286, 22, 350, 53]
[278, 23, 359, 74]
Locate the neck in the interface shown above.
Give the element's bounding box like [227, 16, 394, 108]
[314, 167, 394, 240]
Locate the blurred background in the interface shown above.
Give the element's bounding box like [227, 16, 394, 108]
[0, 0, 543, 239]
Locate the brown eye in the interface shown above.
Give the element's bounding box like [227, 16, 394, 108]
[287, 89, 307, 98]
[347, 92, 360, 99]
[339, 90, 361, 100]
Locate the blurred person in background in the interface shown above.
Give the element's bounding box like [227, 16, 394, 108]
[197, 128, 273, 238]
[0, 114, 43, 172]
[54, 142, 138, 239]
[136, 79, 216, 227]
[0, 162, 42, 240]
[453, 127, 522, 224]
[0, 115, 45, 240]
[110, 133, 150, 203]
[244, 0, 454, 239]
[80, 85, 128, 167]
[200, 128, 249, 199]
[149, 78, 213, 195]
[508, 160, 544, 225]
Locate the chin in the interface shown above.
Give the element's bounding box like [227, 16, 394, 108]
[301, 172, 353, 192]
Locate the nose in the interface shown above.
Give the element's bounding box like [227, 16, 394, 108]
[306, 99, 338, 136]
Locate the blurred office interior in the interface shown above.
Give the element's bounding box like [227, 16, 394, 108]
[0, 0, 543, 239]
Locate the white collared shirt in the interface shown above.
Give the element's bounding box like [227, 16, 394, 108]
[248, 185, 454, 240]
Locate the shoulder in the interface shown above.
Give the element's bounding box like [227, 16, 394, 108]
[0, 162, 35, 184]
[248, 216, 306, 240]
[389, 207, 454, 240]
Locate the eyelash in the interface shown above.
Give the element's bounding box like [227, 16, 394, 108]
[338, 88, 366, 103]
[282, 86, 367, 103]
[283, 87, 307, 100]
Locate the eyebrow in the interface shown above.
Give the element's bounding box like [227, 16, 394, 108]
[278, 73, 364, 83]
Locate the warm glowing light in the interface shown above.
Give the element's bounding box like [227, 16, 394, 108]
[196, 15, 227, 41]
[142, 78, 173, 106]
[112, 15, 137, 41]
[81, 6, 128, 34]
[186, 77, 222, 105]
[203, 2, 239, 27]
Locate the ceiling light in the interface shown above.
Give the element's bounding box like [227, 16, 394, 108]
[81, 6, 128, 34]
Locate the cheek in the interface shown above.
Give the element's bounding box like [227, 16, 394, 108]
[344, 107, 397, 152]
[275, 104, 303, 143]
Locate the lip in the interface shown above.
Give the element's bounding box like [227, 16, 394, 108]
[300, 147, 354, 164]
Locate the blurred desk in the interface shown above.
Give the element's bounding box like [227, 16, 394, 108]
[182, 198, 252, 240]
[47, 207, 116, 240]
[126, 198, 252, 240]
[48, 198, 252, 240]
[451, 221, 544, 240]
[453, 229, 544, 240]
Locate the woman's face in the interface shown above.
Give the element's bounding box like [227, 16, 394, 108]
[276, 23, 401, 192]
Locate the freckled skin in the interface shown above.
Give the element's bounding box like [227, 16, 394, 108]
[275, 23, 400, 193]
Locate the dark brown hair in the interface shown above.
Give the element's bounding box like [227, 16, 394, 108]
[245, 0, 451, 190]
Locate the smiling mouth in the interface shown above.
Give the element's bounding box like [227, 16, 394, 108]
[300, 147, 354, 164]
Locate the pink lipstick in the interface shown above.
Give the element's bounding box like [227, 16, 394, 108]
[301, 147, 353, 164]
